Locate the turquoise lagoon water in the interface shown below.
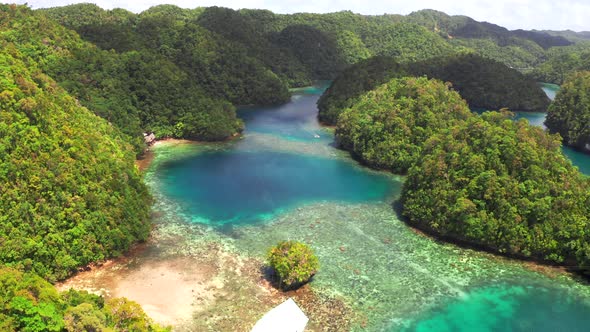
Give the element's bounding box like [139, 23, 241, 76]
[149, 82, 590, 331]
[157, 149, 395, 225]
[403, 284, 590, 332]
[157, 87, 396, 225]
[237, 93, 333, 143]
[540, 82, 560, 100]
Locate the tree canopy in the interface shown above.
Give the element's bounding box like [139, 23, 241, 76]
[529, 44, 590, 84]
[319, 53, 549, 126]
[402, 112, 590, 273]
[408, 53, 550, 112]
[0, 44, 152, 281]
[267, 241, 319, 290]
[545, 71, 590, 152]
[317, 56, 407, 125]
[332, 73, 590, 274]
[335, 77, 472, 173]
[0, 267, 168, 331]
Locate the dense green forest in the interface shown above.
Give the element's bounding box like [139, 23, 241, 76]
[333, 75, 590, 274]
[0, 1, 585, 278]
[545, 71, 590, 152]
[319, 54, 549, 125]
[2, 2, 590, 329]
[37, 3, 590, 142]
[317, 56, 408, 124]
[0, 267, 167, 331]
[402, 9, 569, 68]
[1, 4, 248, 153]
[0, 5, 163, 330]
[402, 111, 590, 273]
[407, 54, 550, 111]
[529, 43, 590, 84]
[0, 21, 151, 282]
[335, 77, 472, 173]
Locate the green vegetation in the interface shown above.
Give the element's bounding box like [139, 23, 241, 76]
[2, 2, 590, 327]
[408, 54, 550, 111]
[529, 44, 590, 84]
[273, 24, 346, 79]
[35, 4, 287, 149]
[546, 71, 590, 152]
[335, 77, 472, 173]
[404, 9, 568, 68]
[402, 111, 590, 273]
[0, 267, 168, 331]
[331, 73, 590, 274]
[0, 43, 151, 281]
[319, 54, 549, 126]
[449, 37, 544, 70]
[41, 4, 590, 122]
[267, 241, 319, 290]
[317, 56, 408, 125]
[361, 22, 456, 62]
[1, 4, 246, 153]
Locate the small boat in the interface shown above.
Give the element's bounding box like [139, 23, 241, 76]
[314, 134, 320, 138]
[251, 298, 308, 332]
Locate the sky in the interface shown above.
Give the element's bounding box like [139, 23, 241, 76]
[12, 0, 590, 32]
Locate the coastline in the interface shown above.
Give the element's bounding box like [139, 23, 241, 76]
[64, 137, 356, 331]
[135, 138, 196, 172]
[406, 224, 574, 279]
[69, 81, 589, 331]
[403, 219, 585, 281]
[56, 221, 355, 331]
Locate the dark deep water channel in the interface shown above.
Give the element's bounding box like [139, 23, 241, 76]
[148, 82, 590, 331]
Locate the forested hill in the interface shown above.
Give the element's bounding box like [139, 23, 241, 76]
[318, 54, 550, 125]
[0, 4, 587, 280]
[405, 9, 572, 49]
[0, 5, 152, 281]
[332, 76, 590, 275]
[0, 6, 168, 328]
[408, 54, 550, 112]
[42, 4, 590, 91]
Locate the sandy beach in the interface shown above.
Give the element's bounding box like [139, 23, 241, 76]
[57, 223, 354, 331]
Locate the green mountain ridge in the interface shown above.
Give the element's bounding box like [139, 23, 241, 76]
[318, 53, 550, 125]
[1, 3, 590, 330]
[0, 7, 151, 281]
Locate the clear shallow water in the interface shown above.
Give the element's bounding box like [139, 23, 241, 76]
[540, 82, 560, 100]
[156, 85, 397, 225]
[402, 284, 590, 332]
[148, 82, 590, 331]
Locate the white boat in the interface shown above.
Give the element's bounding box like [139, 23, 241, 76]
[251, 298, 309, 332]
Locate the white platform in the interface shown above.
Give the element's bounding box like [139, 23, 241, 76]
[251, 298, 309, 332]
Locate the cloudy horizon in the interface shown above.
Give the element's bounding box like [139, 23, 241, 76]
[10, 0, 590, 32]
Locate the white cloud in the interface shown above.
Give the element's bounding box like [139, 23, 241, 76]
[12, 0, 590, 31]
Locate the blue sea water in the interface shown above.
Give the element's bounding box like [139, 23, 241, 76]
[402, 284, 590, 332]
[150, 81, 590, 331]
[157, 149, 395, 225]
[156, 85, 396, 226]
